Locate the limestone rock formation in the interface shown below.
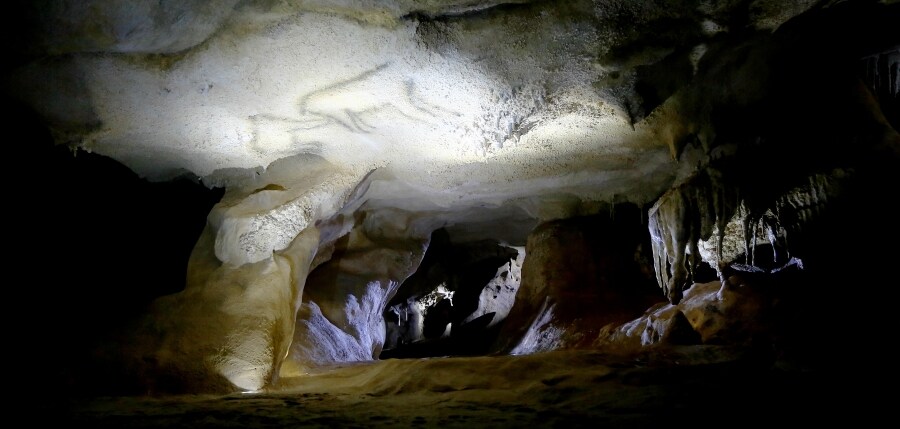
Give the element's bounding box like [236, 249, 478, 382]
[500, 207, 665, 354]
[596, 275, 781, 353]
[119, 224, 321, 393]
[283, 207, 429, 373]
[5, 0, 898, 397]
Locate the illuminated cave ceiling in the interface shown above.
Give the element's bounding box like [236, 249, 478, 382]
[13, 0, 896, 261]
[10, 0, 898, 238]
[9, 0, 826, 212]
[6, 0, 899, 395]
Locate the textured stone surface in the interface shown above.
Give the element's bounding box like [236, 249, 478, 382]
[596, 277, 774, 352]
[108, 225, 321, 393]
[6, 0, 898, 397]
[283, 208, 429, 373]
[500, 208, 665, 354]
[50, 347, 856, 428]
[9, 0, 724, 204]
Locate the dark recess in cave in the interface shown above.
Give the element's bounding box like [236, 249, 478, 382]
[381, 228, 520, 359]
[8, 96, 224, 391]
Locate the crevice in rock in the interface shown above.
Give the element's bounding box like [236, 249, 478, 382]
[381, 227, 523, 359]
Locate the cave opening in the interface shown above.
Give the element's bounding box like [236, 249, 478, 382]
[381, 227, 524, 359]
[367, 200, 679, 361]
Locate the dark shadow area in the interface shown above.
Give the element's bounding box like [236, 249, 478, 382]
[6, 95, 223, 394]
[381, 228, 520, 359]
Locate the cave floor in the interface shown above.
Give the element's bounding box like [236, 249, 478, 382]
[41, 346, 864, 428]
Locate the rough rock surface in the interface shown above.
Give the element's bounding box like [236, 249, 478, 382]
[283, 208, 429, 373]
[5, 0, 898, 396]
[106, 225, 321, 393]
[596, 275, 780, 353]
[499, 207, 665, 354]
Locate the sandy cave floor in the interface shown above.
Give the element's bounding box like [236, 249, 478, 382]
[38, 346, 863, 428]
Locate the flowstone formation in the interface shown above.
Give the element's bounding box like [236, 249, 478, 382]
[283, 207, 431, 373]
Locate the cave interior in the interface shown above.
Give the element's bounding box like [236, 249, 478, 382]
[5, 0, 899, 426]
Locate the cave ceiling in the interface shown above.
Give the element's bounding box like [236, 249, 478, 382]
[6, 0, 897, 284]
[9, 0, 845, 216]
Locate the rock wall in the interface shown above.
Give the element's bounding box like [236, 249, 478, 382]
[96, 159, 369, 393]
[647, 0, 900, 304]
[283, 208, 430, 373]
[113, 225, 319, 393]
[498, 205, 664, 354]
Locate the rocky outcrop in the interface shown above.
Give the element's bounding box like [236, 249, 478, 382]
[282, 208, 429, 374]
[647, 0, 900, 304]
[115, 225, 320, 393]
[498, 206, 664, 354]
[595, 274, 783, 353]
[98, 161, 371, 393]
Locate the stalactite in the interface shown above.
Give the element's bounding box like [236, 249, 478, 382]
[740, 203, 754, 266]
[648, 167, 738, 304]
[649, 168, 844, 303]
